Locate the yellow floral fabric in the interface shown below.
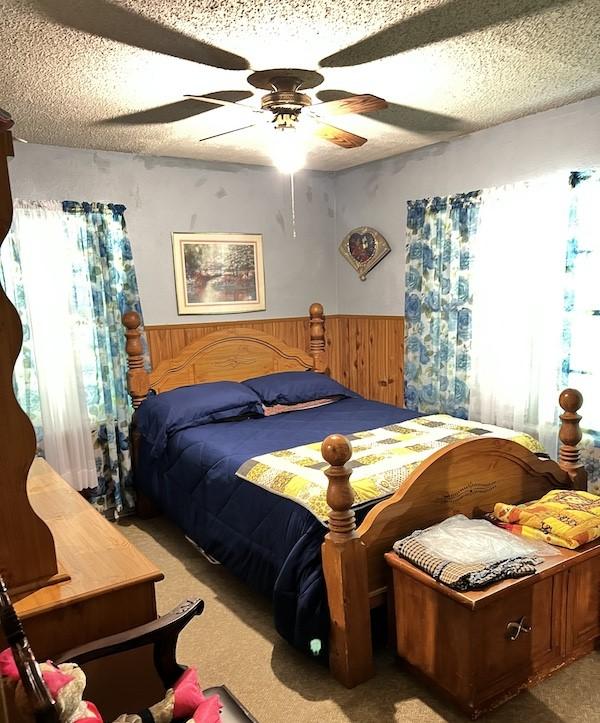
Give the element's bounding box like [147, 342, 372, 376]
[236, 414, 544, 521]
[494, 490, 600, 549]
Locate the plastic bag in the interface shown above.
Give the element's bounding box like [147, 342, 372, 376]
[416, 514, 556, 564]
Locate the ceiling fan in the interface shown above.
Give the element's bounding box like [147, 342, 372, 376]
[183, 68, 387, 172]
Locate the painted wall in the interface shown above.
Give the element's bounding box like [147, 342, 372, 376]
[8, 144, 337, 325]
[7, 95, 600, 323]
[334, 95, 600, 315]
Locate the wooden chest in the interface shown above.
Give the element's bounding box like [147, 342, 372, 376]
[385, 541, 600, 718]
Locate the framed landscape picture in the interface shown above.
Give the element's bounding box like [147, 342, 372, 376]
[172, 232, 266, 314]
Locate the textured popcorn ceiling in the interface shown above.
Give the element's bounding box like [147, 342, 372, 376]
[1, 0, 600, 171]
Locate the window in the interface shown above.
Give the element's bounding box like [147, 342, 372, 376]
[565, 172, 600, 434]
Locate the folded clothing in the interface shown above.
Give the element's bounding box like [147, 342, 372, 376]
[393, 528, 538, 591]
[406, 513, 552, 564]
[493, 489, 600, 549]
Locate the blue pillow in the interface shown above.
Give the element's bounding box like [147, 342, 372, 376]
[135, 381, 263, 458]
[242, 371, 359, 406]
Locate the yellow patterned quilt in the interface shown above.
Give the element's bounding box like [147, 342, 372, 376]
[493, 489, 600, 549]
[235, 415, 544, 521]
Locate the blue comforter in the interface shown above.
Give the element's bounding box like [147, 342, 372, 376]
[135, 396, 419, 658]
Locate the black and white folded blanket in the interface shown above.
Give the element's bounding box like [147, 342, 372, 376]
[392, 530, 539, 592]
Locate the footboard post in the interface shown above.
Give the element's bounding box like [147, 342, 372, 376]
[309, 302, 328, 373]
[321, 434, 374, 688]
[558, 388, 587, 491]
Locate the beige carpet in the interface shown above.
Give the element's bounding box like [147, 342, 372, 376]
[119, 516, 600, 723]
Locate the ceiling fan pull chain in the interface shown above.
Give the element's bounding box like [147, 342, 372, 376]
[290, 172, 296, 240]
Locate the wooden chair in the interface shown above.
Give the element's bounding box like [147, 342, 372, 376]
[0, 576, 256, 722]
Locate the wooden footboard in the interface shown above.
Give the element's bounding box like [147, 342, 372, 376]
[321, 389, 587, 688]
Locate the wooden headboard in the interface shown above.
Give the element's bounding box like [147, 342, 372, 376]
[122, 303, 328, 408]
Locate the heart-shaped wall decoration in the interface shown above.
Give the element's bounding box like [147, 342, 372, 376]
[339, 226, 390, 280]
[348, 231, 376, 263]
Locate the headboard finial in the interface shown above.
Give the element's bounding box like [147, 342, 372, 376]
[122, 310, 141, 330]
[122, 311, 150, 409]
[309, 301, 327, 373]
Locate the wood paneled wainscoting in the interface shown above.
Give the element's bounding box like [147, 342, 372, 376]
[144, 314, 404, 406]
[326, 315, 404, 406]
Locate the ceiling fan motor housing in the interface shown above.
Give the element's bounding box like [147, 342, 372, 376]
[261, 89, 312, 113]
[249, 68, 323, 119]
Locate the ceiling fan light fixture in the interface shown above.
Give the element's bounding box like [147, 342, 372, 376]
[268, 122, 307, 175]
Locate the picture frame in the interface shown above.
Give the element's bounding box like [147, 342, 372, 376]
[338, 226, 391, 281]
[172, 232, 266, 314]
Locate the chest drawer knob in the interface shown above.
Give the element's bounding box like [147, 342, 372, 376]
[506, 616, 532, 641]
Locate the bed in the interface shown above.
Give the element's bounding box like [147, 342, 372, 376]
[122, 302, 587, 688]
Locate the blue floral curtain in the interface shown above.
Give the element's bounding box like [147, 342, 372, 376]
[404, 192, 481, 418]
[564, 172, 600, 494]
[1, 200, 144, 517]
[62, 201, 144, 516]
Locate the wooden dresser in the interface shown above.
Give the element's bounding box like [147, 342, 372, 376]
[6, 459, 163, 659]
[386, 541, 600, 718]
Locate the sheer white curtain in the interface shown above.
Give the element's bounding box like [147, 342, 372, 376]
[7, 201, 96, 489]
[469, 175, 569, 455]
[565, 173, 600, 431]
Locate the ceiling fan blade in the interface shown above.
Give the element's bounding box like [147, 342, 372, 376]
[312, 94, 387, 116]
[320, 0, 570, 67]
[312, 121, 367, 149]
[185, 94, 267, 115]
[99, 93, 255, 126]
[198, 123, 258, 143]
[34, 0, 249, 70]
[315, 91, 468, 133]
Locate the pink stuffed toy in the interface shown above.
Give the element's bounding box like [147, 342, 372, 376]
[0, 647, 18, 681]
[112, 667, 221, 723]
[0, 648, 102, 722]
[189, 695, 222, 723]
[1, 649, 220, 723]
